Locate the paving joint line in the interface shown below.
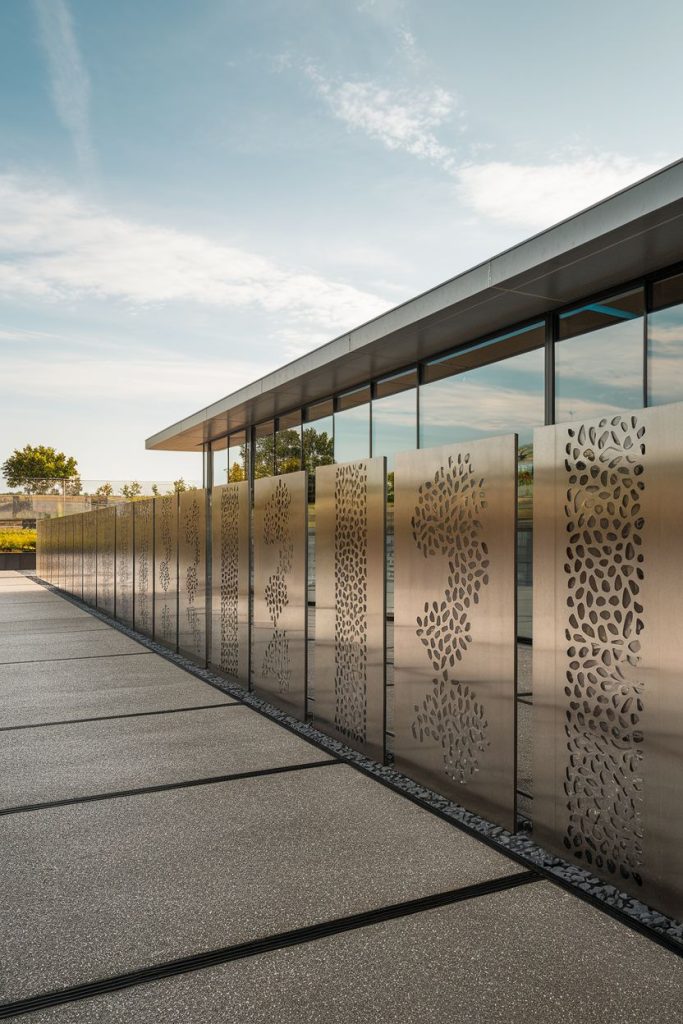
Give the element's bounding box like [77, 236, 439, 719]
[0, 871, 537, 1019]
[28, 576, 683, 955]
[0, 651, 148, 667]
[0, 758, 340, 817]
[0, 701, 241, 733]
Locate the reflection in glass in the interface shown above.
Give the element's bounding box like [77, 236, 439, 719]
[227, 430, 247, 482]
[303, 400, 334, 502]
[211, 436, 228, 485]
[276, 411, 302, 476]
[648, 273, 683, 407]
[556, 289, 644, 423]
[335, 387, 370, 464]
[372, 370, 417, 471]
[253, 420, 275, 479]
[420, 336, 544, 448]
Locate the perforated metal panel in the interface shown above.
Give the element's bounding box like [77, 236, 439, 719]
[178, 489, 206, 663]
[210, 481, 250, 685]
[314, 459, 386, 760]
[534, 404, 683, 921]
[96, 507, 116, 616]
[82, 511, 97, 606]
[62, 516, 72, 595]
[72, 513, 83, 600]
[133, 499, 154, 636]
[252, 472, 308, 717]
[154, 494, 178, 650]
[115, 502, 134, 626]
[393, 438, 518, 831]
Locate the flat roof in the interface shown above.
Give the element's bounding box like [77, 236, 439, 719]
[147, 159, 683, 452]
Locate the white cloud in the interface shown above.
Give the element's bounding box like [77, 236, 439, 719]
[0, 175, 389, 348]
[0, 348, 266, 404]
[456, 155, 659, 229]
[31, 0, 94, 177]
[306, 67, 457, 169]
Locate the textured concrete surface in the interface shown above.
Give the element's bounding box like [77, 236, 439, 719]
[0, 653, 229, 727]
[0, 602, 100, 623]
[0, 617, 109, 635]
[25, 882, 682, 1024]
[0, 764, 515, 1000]
[0, 627, 148, 664]
[0, 705, 329, 807]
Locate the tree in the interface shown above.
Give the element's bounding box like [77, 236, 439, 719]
[2, 445, 78, 494]
[172, 478, 186, 493]
[228, 461, 246, 482]
[66, 475, 83, 496]
[94, 483, 114, 507]
[151, 484, 160, 496]
[122, 481, 142, 499]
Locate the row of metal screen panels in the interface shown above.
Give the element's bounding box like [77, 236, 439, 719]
[36, 408, 683, 922]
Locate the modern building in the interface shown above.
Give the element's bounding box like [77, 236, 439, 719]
[40, 159, 683, 925]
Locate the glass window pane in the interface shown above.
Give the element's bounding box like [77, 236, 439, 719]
[253, 420, 274, 479]
[556, 289, 644, 423]
[335, 389, 370, 463]
[648, 304, 683, 407]
[420, 345, 545, 449]
[372, 386, 416, 469]
[423, 323, 544, 385]
[227, 430, 247, 482]
[275, 411, 302, 475]
[652, 271, 683, 313]
[211, 436, 228, 485]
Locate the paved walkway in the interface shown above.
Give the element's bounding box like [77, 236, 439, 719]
[0, 570, 680, 1022]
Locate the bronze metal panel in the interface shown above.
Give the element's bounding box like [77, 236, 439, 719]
[393, 438, 518, 831]
[62, 516, 72, 595]
[82, 511, 97, 607]
[533, 405, 683, 920]
[96, 507, 116, 616]
[154, 494, 178, 651]
[72, 513, 83, 601]
[210, 481, 250, 685]
[314, 458, 386, 760]
[133, 499, 154, 637]
[35, 522, 43, 580]
[178, 489, 206, 663]
[252, 472, 308, 717]
[115, 502, 134, 627]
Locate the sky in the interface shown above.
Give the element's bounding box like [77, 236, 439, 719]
[0, 0, 680, 485]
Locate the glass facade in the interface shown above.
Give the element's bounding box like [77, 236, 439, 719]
[227, 430, 248, 482]
[276, 411, 303, 476]
[371, 370, 417, 470]
[334, 386, 370, 464]
[648, 272, 683, 407]
[555, 289, 645, 423]
[253, 420, 275, 479]
[420, 324, 545, 448]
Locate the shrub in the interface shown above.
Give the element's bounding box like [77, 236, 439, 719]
[0, 529, 37, 551]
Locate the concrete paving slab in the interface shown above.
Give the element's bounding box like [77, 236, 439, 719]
[0, 628, 147, 664]
[0, 592, 75, 605]
[0, 602, 95, 623]
[0, 652, 228, 727]
[0, 618, 108, 636]
[22, 881, 682, 1024]
[0, 764, 516, 1001]
[0, 705, 328, 808]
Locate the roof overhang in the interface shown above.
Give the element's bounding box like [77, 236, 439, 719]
[147, 159, 683, 452]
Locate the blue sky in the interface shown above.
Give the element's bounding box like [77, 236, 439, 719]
[0, 0, 679, 483]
